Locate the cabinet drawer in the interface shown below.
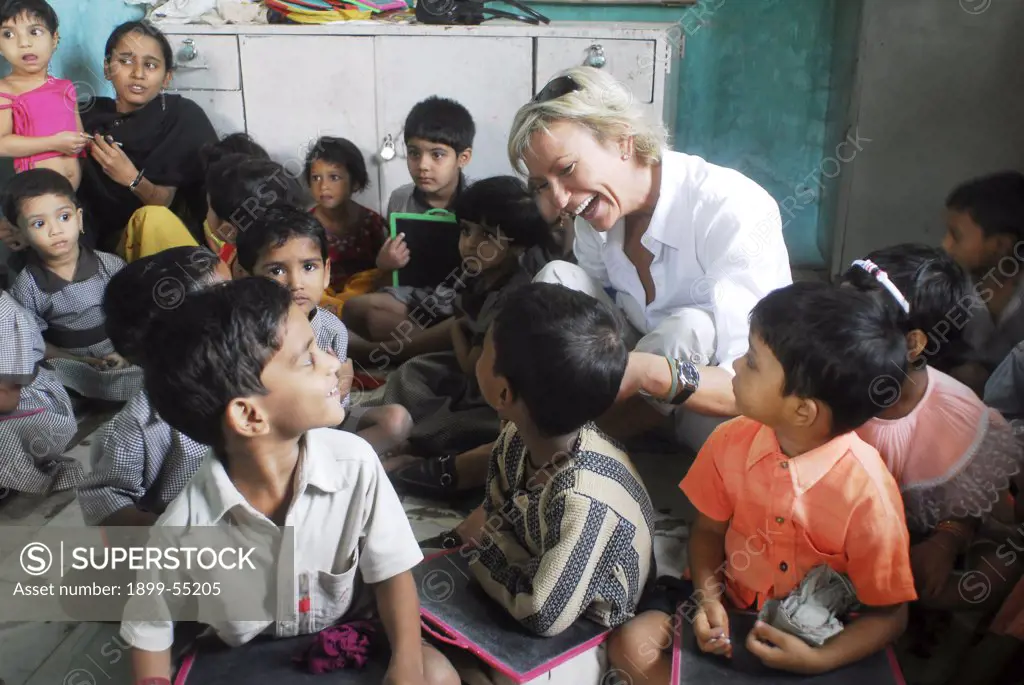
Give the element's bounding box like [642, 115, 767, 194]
[171, 90, 245, 139]
[535, 38, 656, 104]
[166, 35, 240, 90]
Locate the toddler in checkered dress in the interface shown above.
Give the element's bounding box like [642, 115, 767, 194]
[0, 289, 79, 496]
[77, 246, 231, 526]
[5, 169, 143, 401]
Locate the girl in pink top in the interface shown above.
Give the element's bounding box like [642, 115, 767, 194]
[0, 1, 89, 191]
[842, 244, 1024, 608]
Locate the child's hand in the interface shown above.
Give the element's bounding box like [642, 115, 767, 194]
[693, 598, 732, 657]
[746, 621, 825, 674]
[377, 233, 411, 271]
[50, 130, 90, 156]
[0, 217, 26, 251]
[81, 356, 110, 369]
[0, 382, 21, 413]
[102, 353, 130, 371]
[910, 535, 958, 599]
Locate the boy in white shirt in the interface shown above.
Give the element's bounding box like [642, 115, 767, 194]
[121, 277, 457, 685]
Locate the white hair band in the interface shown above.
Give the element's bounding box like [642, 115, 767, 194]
[852, 259, 911, 314]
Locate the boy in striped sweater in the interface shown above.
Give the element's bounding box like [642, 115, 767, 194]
[467, 282, 657, 637]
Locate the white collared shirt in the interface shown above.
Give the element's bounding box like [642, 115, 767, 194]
[573, 150, 792, 370]
[120, 428, 422, 653]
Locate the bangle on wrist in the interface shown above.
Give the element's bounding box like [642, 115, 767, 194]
[933, 523, 969, 553]
[665, 356, 679, 401]
[128, 168, 145, 191]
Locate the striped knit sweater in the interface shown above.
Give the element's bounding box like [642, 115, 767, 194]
[469, 422, 656, 637]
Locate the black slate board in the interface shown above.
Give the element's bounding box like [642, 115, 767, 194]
[672, 609, 904, 685]
[176, 633, 389, 684]
[413, 549, 610, 683]
[390, 213, 463, 289]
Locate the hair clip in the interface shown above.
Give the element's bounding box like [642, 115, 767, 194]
[852, 259, 911, 314]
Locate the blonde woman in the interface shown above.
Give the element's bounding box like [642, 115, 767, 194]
[510, 66, 792, 451]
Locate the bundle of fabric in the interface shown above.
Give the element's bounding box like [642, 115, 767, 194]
[264, 0, 408, 23]
[128, 0, 270, 25]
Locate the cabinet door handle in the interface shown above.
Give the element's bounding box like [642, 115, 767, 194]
[380, 134, 396, 161]
[179, 38, 199, 62]
[176, 38, 209, 70]
[584, 44, 606, 69]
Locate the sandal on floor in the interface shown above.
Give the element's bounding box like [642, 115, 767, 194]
[391, 455, 475, 500]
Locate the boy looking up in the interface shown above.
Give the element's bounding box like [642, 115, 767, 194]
[121, 278, 457, 685]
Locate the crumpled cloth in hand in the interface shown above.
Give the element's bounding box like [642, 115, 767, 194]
[292, 620, 378, 674]
[757, 565, 858, 647]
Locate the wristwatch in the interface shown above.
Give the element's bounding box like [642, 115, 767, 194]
[670, 358, 701, 404]
[639, 356, 700, 405]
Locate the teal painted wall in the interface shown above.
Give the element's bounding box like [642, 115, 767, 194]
[4, 0, 145, 96]
[30, 0, 143, 97]
[526, 0, 840, 267]
[0, 0, 143, 184]
[32, 0, 839, 267]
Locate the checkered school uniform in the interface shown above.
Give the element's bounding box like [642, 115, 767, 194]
[77, 389, 209, 526]
[8, 247, 144, 402]
[310, 306, 351, 409]
[0, 291, 81, 495]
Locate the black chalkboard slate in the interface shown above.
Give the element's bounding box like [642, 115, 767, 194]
[671, 609, 905, 685]
[175, 633, 389, 684]
[413, 549, 610, 684]
[390, 211, 463, 289]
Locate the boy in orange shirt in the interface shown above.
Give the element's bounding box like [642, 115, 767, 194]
[607, 281, 918, 680]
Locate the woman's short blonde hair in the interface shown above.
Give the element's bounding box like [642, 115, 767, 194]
[508, 66, 668, 175]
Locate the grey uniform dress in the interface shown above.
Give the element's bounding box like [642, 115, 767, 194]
[9, 247, 144, 402]
[0, 291, 80, 494]
[309, 306, 352, 413]
[373, 263, 533, 456]
[77, 389, 209, 525]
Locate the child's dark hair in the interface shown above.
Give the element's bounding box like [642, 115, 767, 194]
[304, 137, 369, 194]
[206, 154, 298, 232]
[103, 247, 222, 366]
[454, 176, 557, 254]
[404, 96, 475, 153]
[200, 132, 270, 173]
[143, 277, 293, 456]
[104, 20, 174, 70]
[750, 281, 907, 435]
[0, 0, 58, 33]
[2, 168, 77, 224]
[841, 244, 971, 372]
[236, 206, 328, 274]
[491, 283, 627, 437]
[946, 171, 1024, 241]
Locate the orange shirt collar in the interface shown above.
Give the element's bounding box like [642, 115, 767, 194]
[746, 424, 854, 495]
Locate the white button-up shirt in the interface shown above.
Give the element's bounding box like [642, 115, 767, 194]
[120, 428, 423, 653]
[573, 150, 792, 370]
